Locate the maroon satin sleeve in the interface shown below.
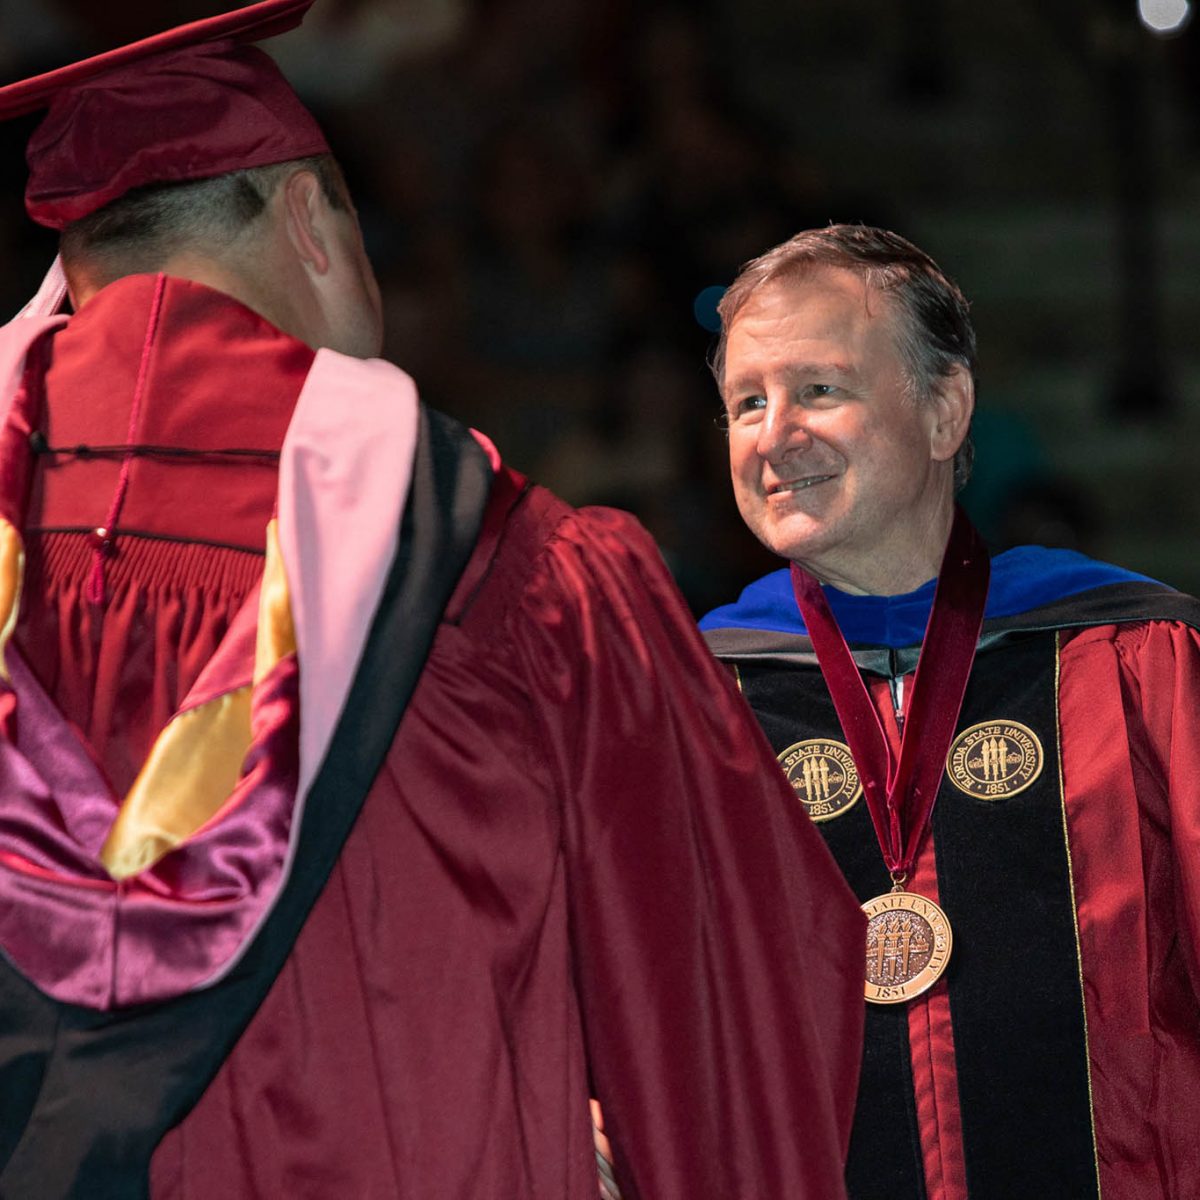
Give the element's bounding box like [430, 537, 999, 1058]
[1058, 620, 1200, 1197]
[515, 505, 864, 1200]
[1119, 622, 1200, 1000]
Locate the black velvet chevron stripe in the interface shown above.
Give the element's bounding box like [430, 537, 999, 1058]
[0, 407, 494, 1200]
[981, 581, 1200, 641]
[738, 632, 1098, 1200]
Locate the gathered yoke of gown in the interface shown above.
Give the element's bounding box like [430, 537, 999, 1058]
[14, 272, 312, 796]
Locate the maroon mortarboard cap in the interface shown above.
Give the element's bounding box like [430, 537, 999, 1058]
[0, 0, 329, 230]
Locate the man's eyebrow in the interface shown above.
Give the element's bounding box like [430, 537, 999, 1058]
[787, 360, 860, 382]
[721, 373, 760, 401]
[723, 361, 860, 399]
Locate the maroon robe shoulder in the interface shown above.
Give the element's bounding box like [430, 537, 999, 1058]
[150, 479, 865, 1200]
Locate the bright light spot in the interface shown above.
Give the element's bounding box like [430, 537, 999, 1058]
[1138, 0, 1191, 34]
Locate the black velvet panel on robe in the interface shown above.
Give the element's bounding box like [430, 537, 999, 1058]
[738, 630, 1097, 1200]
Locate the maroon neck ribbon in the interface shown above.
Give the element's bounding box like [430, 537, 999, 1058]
[790, 507, 990, 878]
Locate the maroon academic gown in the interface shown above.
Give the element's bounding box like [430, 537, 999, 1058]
[14, 274, 864, 1199]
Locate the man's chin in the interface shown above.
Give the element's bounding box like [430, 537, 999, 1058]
[754, 517, 835, 565]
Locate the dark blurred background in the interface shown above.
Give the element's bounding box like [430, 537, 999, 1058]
[3, 0, 1199, 612]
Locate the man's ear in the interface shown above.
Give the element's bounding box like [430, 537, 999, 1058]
[281, 169, 330, 275]
[929, 363, 974, 463]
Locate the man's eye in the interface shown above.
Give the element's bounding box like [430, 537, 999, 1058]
[807, 383, 837, 399]
[733, 395, 766, 419]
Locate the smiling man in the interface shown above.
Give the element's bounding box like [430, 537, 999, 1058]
[702, 225, 1200, 1200]
[721, 257, 970, 595]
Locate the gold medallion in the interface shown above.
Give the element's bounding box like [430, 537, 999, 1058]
[862, 891, 952, 1004]
[946, 720, 1043, 800]
[776, 738, 861, 822]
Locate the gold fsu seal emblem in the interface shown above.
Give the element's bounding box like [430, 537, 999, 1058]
[776, 738, 862, 821]
[946, 720, 1044, 799]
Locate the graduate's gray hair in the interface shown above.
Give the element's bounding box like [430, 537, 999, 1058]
[59, 154, 347, 279]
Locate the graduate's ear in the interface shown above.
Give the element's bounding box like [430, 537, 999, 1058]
[280, 167, 332, 276]
[928, 362, 974, 464]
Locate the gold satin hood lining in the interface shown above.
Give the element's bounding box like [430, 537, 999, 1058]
[43, 517, 300, 880]
[0, 518, 24, 684]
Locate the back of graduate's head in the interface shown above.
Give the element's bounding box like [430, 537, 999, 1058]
[0, 0, 384, 359]
[58, 152, 384, 361]
[57, 154, 347, 283]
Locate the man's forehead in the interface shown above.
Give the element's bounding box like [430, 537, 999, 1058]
[723, 266, 900, 367]
[732, 264, 888, 326]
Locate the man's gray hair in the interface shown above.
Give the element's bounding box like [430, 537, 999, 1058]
[59, 153, 347, 278]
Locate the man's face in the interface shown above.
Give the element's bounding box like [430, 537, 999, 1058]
[722, 266, 959, 593]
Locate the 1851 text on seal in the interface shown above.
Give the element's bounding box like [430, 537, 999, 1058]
[862, 891, 953, 1004]
[776, 738, 861, 822]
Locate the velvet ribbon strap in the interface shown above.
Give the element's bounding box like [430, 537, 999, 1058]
[790, 507, 990, 875]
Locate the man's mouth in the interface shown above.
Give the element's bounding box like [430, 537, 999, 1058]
[767, 475, 836, 496]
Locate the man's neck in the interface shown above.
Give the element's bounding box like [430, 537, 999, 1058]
[67, 248, 304, 347]
[796, 497, 956, 597]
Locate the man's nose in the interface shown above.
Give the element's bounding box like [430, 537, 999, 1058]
[756, 394, 810, 462]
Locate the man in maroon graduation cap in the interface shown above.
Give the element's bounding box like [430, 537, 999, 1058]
[0, 4, 864, 1197]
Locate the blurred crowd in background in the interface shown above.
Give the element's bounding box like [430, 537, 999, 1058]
[2, 0, 1199, 608]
